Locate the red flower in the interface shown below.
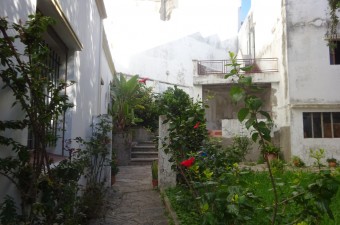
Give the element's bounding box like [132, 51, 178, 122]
[138, 77, 149, 84]
[180, 157, 195, 168]
[193, 122, 200, 129]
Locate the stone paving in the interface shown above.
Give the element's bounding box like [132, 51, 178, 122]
[90, 165, 169, 225]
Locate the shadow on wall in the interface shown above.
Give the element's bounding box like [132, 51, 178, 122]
[59, 0, 104, 139]
[0, 1, 35, 23]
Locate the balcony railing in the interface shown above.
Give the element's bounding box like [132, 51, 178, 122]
[197, 58, 278, 75]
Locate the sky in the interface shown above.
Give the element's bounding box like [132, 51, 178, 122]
[240, 0, 251, 23]
[103, 0, 252, 72]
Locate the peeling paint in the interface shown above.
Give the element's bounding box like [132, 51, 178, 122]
[308, 18, 325, 27]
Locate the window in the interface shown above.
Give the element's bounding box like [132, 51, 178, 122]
[303, 112, 340, 138]
[329, 40, 340, 65]
[27, 26, 68, 149]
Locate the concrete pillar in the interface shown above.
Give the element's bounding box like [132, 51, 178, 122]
[158, 116, 176, 189]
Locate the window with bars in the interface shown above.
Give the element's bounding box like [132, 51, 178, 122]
[27, 28, 68, 149]
[303, 112, 340, 138]
[329, 40, 340, 65]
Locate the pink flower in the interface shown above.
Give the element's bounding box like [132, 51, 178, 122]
[180, 157, 195, 168]
[138, 77, 149, 84]
[193, 122, 200, 129]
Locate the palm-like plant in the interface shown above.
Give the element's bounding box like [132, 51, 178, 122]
[109, 73, 141, 132]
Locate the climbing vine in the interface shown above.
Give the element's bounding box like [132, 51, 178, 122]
[326, 0, 340, 48]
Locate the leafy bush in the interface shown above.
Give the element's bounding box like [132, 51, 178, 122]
[134, 85, 159, 132]
[158, 86, 208, 174]
[292, 156, 305, 167]
[269, 158, 285, 174]
[165, 187, 200, 225]
[160, 52, 340, 225]
[167, 170, 340, 225]
[224, 135, 251, 163]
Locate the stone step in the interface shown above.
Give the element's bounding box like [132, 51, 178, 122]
[129, 158, 158, 166]
[131, 151, 158, 158]
[131, 145, 157, 152]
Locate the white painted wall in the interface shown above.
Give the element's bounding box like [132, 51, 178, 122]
[237, 0, 340, 162]
[104, 0, 240, 95]
[291, 108, 340, 165]
[100, 49, 114, 114]
[286, 0, 340, 163]
[58, 0, 110, 142]
[0, 0, 114, 207]
[286, 0, 340, 104]
[0, 0, 37, 211]
[238, 0, 287, 128]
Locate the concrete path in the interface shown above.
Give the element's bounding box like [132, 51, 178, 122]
[90, 165, 169, 225]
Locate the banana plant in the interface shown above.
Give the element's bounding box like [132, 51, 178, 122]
[109, 73, 142, 132]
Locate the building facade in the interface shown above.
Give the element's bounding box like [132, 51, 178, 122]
[0, 0, 114, 201]
[194, 0, 340, 164]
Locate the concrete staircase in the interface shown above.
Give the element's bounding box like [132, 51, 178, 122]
[129, 141, 158, 165]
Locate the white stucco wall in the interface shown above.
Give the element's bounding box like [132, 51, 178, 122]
[237, 0, 340, 161]
[291, 108, 340, 165]
[0, 0, 114, 207]
[286, 0, 340, 162]
[100, 49, 114, 114]
[238, 0, 288, 129]
[58, 0, 106, 141]
[286, 0, 340, 104]
[0, 0, 37, 211]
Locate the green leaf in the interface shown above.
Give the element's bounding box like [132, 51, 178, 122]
[240, 65, 253, 72]
[238, 76, 252, 85]
[251, 132, 259, 142]
[227, 204, 239, 215]
[230, 86, 245, 102]
[259, 110, 271, 121]
[238, 108, 249, 122]
[245, 117, 255, 129]
[248, 97, 262, 111]
[224, 73, 233, 79]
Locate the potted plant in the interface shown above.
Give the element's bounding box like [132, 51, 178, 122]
[110, 159, 119, 185]
[151, 160, 158, 188]
[291, 155, 305, 167]
[262, 144, 280, 162]
[326, 157, 337, 168]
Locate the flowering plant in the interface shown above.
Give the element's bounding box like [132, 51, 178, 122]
[181, 157, 195, 168]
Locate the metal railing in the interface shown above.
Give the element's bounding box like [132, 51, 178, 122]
[197, 58, 278, 75]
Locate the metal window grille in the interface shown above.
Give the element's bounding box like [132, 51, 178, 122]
[27, 45, 64, 149]
[303, 112, 340, 138]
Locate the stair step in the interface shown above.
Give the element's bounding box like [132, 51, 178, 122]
[131, 152, 158, 158]
[129, 158, 158, 166]
[132, 145, 157, 152]
[139, 140, 156, 144]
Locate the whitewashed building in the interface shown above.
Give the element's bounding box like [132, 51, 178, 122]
[0, 0, 115, 201]
[194, 0, 340, 164]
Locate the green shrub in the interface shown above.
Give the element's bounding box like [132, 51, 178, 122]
[225, 135, 251, 163]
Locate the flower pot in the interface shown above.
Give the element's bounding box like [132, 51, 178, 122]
[328, 161, 337, 168]
[152, 179, 158, 188]
[111, 175, 116, 186]
[264, 153, 278, 162]
[293, 160, 300, 167]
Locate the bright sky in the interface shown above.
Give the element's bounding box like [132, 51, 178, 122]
[240, 0, 251, 22]
[103, 0, 246, 68]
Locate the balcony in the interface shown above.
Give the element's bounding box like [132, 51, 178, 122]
[197, 58, 278, 75]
